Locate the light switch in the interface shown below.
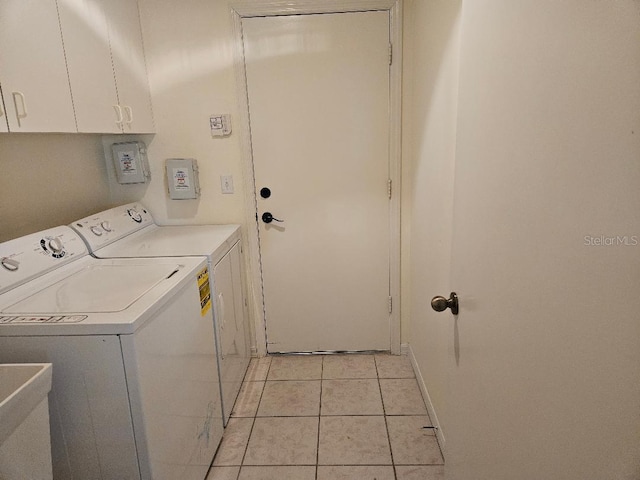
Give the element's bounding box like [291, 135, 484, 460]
[221, 175, 234, 194]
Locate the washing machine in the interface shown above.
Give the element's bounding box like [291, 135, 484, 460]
[70, 203, 250, 426]
[0, 226, 223, 480]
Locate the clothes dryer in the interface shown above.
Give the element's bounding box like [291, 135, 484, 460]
[71, 203, 250, 425]
[0, 226, 223, 480]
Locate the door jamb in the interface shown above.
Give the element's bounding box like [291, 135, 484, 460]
[230, 0, 403, 357]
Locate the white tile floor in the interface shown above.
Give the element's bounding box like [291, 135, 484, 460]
[207, 353, 444, 480]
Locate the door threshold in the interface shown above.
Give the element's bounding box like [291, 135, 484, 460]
[267, 349, 390, 356]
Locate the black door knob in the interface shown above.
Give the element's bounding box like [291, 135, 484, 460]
[260, 187, 271, 199]
[262, 212, 283, 224]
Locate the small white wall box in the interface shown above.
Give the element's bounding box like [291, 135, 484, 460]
[166, 158, 201, 200]
[210, 114, 231, 137]
[111, 141, 151, 184]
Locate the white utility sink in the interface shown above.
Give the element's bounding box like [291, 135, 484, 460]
[0, 363, 53, 480]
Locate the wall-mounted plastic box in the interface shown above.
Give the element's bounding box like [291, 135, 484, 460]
[111, 142, 150, 184]
[166, 158, 200, 200]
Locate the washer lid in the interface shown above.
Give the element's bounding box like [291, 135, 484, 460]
[4, 263, 181, 314]
[96, 224, 240, 263]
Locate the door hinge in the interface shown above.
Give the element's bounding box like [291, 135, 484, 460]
[387, 179, 392, 199]
[388, 296, 393, 314]
[389, 43, 393, 65]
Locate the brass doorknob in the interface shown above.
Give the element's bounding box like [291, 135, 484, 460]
[431, 292, 459, 315]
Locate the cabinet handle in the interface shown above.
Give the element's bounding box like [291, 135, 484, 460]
[113, 105, 123, 127]
[12, 92, 27, 127]
[123, 106, 133, 126]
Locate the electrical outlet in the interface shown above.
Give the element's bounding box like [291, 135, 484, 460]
[221, 175, 234, 194]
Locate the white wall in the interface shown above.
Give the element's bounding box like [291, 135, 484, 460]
[0, 134, 111, 242]
[136, 0, 246, 225]
[402, 0, 462, 449]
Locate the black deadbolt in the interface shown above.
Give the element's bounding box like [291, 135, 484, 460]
[260, 187, 271, 199]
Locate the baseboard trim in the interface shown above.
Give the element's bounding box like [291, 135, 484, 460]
[403, 343, 447, 455]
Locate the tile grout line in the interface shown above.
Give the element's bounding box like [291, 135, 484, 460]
[315, 355, 324, 480]
[375, 355, 399, 480]
[234, 357, 272, 480]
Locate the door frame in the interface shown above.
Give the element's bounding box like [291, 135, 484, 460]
[230, 0, 403, 357]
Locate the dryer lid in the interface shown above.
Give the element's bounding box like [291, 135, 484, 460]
[96, 224, 240, 260]
[4, 263, 181, 314]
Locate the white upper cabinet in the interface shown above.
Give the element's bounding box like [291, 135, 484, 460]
[104, 0, 155, 134]
[0, 0, 76, 132]
[58, 0, 154, 134]
[57, 0, 120, 134]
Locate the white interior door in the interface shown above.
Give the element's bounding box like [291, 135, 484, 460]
[442, 2, 640, 479]
[242, 12, 391, 353]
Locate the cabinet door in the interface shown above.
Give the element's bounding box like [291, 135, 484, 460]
[57, 0, 121, 133]
[104, 0, 154, 134]
[0, 0, 76, 132]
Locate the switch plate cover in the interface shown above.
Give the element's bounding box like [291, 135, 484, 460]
[221, 175, 234, 194]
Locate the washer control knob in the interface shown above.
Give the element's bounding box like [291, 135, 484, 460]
[127, 208, 142, 223]
[90, 226, 103, 236]
[48, 237, 64, 254]
[100, 221, 112, 232]
[1, 257, 19, 272]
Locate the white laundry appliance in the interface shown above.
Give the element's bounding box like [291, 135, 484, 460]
[0, 226, 223, 480]
[70, 203, 250, 425]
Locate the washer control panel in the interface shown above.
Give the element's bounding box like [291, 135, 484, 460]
[71, 203, 154, 253]
[0, 226, 87, 294]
